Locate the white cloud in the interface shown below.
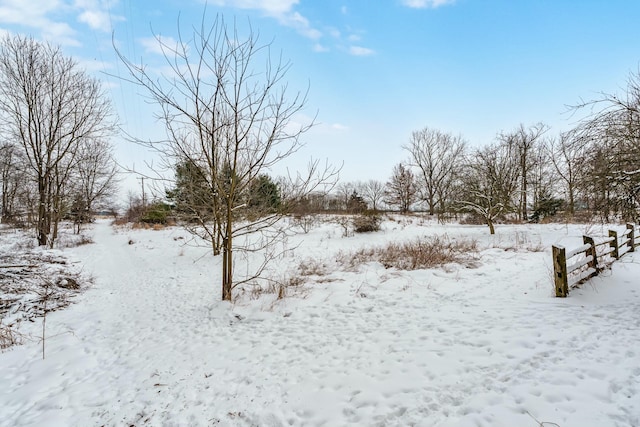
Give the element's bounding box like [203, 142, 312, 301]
[0, 0, 63, 23]
[44, 21, 81, 46]
[77, 9, 113, 32]
[278, 11, 322, 40]
[209, 0, 298, 15]
[331, 123, 349, 131]
[312, 43, 329, 53]
[349, 46, 375, 56]
[76, 56, 113, 73]
[401, 0, 456, 8]
[0, 0, 78, 45]
[327, 28, 341, 39]
[207, 0, 322, 41]
[0, 0, 123, 45]
[74, 0, 124, 32]
[139, 36, 186, 56]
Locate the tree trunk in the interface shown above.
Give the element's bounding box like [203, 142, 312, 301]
[51, 217, 58, 249]
[568, 184, 575, 216]
[221, 203, 233, 301]
[37, 177, 48, 246]
[222, 238, 229, 300]
[521, 153, 527, 222]
[487, 218, 495, 235]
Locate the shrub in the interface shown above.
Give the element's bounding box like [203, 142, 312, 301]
[0, 324, 21, 349]
[353, 212, 382, 233]
[292, 214, 316, 233]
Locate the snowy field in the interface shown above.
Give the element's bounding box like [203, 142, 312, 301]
[1, 217, 639, 427]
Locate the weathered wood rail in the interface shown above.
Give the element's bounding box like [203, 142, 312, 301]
[553, 223, 638, 297]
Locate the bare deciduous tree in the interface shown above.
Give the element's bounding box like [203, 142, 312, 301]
[498, 123, 548, 221]
[71, 138, 119, 232]
[548, 130, 587, 216]
[361, 179, 386, 211]
[404, 126, 466, 216]
[335, 182, 355, 211]
[457, 142, 519, 234]
[570, 68, 640, 220]
[528, 137, 556, 216]
[115, 14, 337, 301]
[0, 35, 115, 246]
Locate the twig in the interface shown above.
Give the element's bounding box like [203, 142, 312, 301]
[526, 410, 561, 427]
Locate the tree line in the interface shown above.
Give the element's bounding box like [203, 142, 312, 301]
[307, 88, 640, 234]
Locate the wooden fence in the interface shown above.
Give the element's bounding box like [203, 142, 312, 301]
[552, 223, 639, 297]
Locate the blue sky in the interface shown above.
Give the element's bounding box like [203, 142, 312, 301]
[1, 0, 640, 196]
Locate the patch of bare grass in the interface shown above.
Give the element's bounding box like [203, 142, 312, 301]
[0, 323, 22, 349]
[241, 256, 337, 302]
[297, 257, 332, 277]
[339, 236, 479, 271]
[243, 274, 309, 302]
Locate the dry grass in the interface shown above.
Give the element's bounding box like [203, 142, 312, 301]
[0, 324, 22, 349]
[297, 257, 332, 277]
[246, 274, 308, 301]
[339, 236, 479, 271]
[56, 233, 94, 248]
[243, 256, 335, 302]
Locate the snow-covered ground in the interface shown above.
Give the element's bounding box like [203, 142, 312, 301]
[1, 217, 639, 427]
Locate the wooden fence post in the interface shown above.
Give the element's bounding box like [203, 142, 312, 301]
[553, 245, 568, 297]
[609, 230, 619, 259]
[628, 223, 636, 252]
[583, 235, 598, 274]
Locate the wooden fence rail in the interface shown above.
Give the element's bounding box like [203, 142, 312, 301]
[553, 223, 637, 297]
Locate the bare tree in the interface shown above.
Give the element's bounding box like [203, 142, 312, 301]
[548, 130, 587, 216]
[0, 35, 115, 246]
[70, 138, 119, 231]
[404, 126, 466, 216]
[570, 68, 640, 220]
[335, 182, 355, 211]
[457, 142, 519, 234]
[498, 123, 548, 221]
[572, 68, 640, 141]
[115, 14, 337, 301]
[385, 163, 417, 213]
[361, 179, 386, 211]
[528, 137, 557, 217]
